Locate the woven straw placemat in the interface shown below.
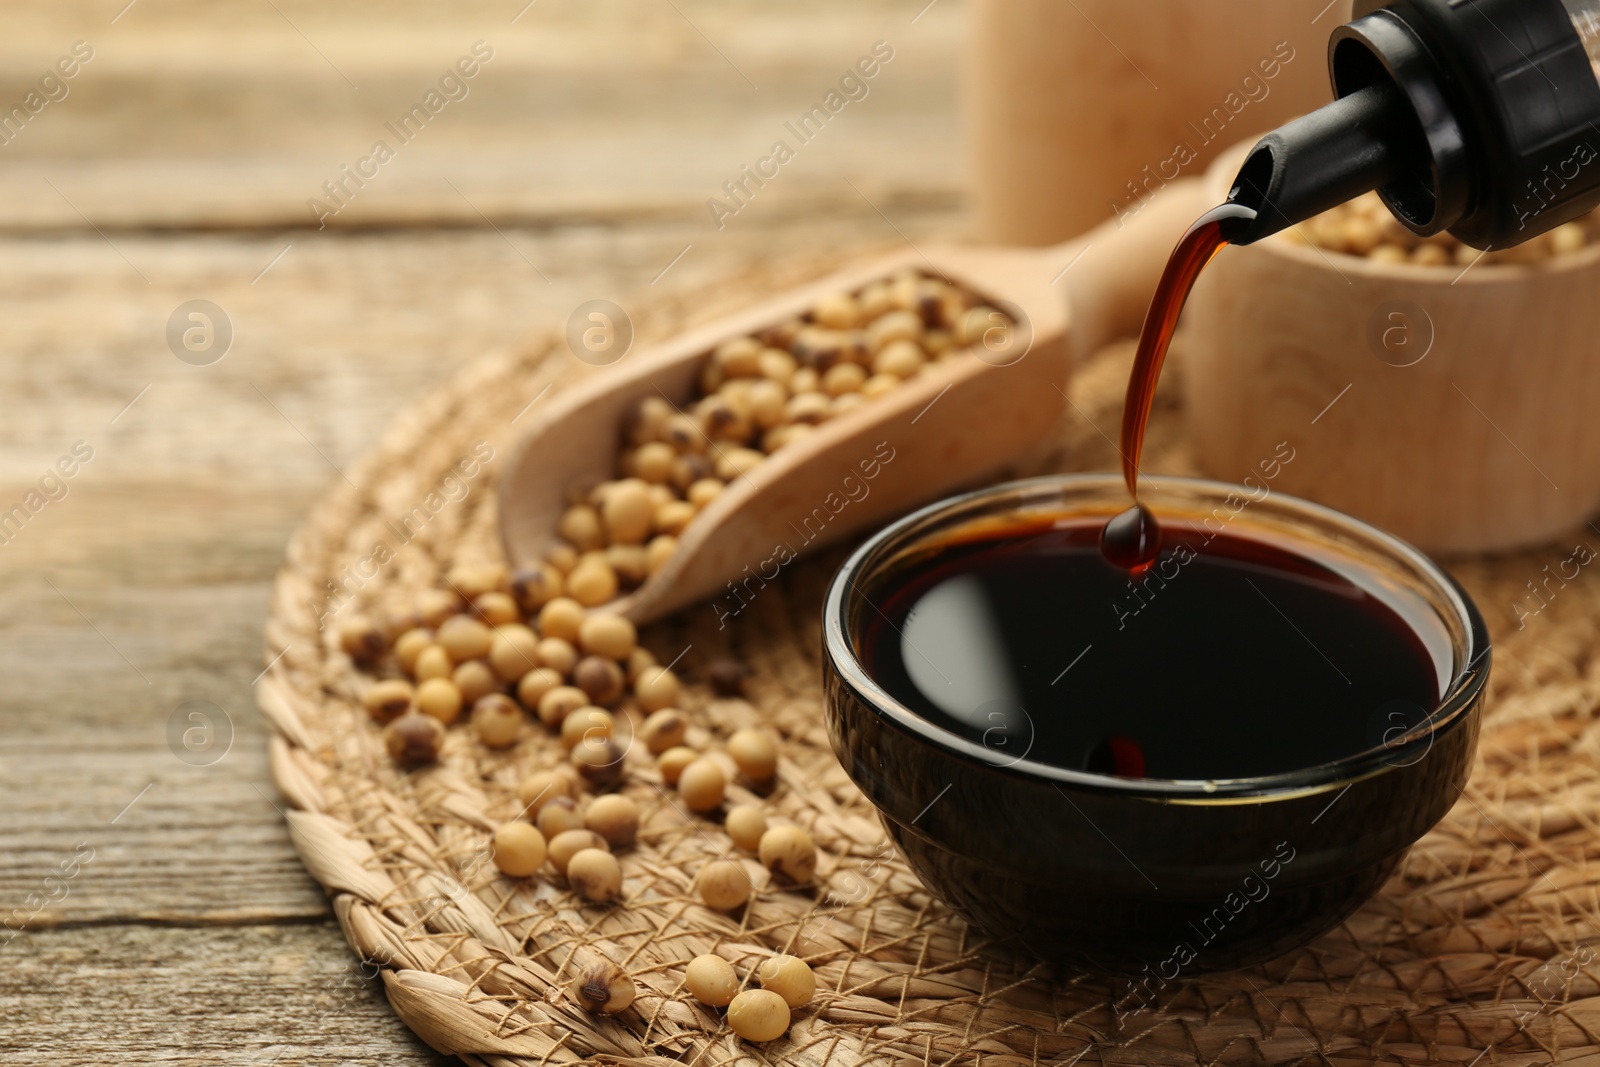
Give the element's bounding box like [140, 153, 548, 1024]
[257, 253, 1600, 1067]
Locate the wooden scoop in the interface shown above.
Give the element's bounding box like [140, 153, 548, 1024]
[499, 179, 1209, 624]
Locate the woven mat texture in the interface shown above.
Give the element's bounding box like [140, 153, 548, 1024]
[257, 253, 1600, 1067]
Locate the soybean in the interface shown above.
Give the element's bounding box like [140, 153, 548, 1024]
[363, 679, 414, 724]
[537, 795, 585, 839]
[685, 953, 738, 1007]
[697, 859, 752, 911]
[758, 824, 817, 883]
[471, 693, 522, 748]
[725, 805, 767, 852]
[728, 728, 777, 782]
[547, 829, 608, 875]
[756, 955, 815, 1008]
[727, 989, 790, 1042]
[566, 847, 623, 902]
[584, 794, 640, 848]
[678, 758, 726, 813]
[384, 712, 444, 766]
[573, 964, 635, 1014]
[491, 822, 547, 878]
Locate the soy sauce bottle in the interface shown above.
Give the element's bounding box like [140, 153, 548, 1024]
[1228, 0, 1600, 248]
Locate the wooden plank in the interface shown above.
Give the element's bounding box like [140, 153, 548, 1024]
[0, 0, 963, 231]
[0, 215, 955, 480]
[0, 4, 970, 1057]
[0, 664, 331, 928]
[0, 922, 453, 1065]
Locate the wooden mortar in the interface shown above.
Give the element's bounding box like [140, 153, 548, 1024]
[1183, 142, 1600, 554]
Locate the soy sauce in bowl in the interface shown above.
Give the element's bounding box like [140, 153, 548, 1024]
[822, 475, 1489, 973]
[860, 515, 1441, 782]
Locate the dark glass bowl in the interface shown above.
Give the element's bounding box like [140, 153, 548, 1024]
[822, 475, 1489, 975]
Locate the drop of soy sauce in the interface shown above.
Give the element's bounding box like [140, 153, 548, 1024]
[1100, 201, 1256, 574]
[1100, 503, 1162, 572]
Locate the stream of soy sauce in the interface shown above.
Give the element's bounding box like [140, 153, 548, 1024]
[1100, 202, 1258, 571]
[859, 202, 1454, 782]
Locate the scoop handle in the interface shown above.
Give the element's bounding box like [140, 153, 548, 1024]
[1042, 178, 1212, 357]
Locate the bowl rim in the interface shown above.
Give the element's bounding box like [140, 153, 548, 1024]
[823, 473, 1491, 802]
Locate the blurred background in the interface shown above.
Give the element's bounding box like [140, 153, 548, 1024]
[0, 0, 1343, 1060]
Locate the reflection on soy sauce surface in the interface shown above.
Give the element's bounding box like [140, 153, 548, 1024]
[860, 517, 1444, 781]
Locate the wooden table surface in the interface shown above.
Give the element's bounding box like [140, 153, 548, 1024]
[0, 3, 968, 1062]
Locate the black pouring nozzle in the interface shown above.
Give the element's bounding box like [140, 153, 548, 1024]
[1225, 82, 1409, 246]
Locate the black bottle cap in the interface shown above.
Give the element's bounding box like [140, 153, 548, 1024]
[1329, 5, 1471, 236]
[1344, 0, 1600, 248]
[1230, 0, 1600, 249]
